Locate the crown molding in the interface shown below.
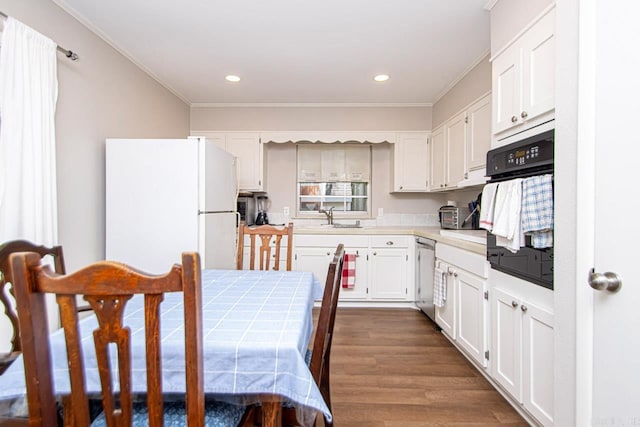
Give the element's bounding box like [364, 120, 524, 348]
[190, 102, 433, 108]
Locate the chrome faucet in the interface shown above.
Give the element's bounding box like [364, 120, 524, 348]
[319, 207, 334, 225]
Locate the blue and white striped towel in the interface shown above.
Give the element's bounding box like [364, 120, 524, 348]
[434, 269, 447, 308]
[521, 174, 553, 248]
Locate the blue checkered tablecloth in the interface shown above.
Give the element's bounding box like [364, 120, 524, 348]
[0, 269, 330, 421]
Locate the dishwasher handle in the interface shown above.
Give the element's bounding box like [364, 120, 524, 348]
[416, 238, 436, 251]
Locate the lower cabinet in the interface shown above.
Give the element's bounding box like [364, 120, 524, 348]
[434, 244, 490, 368]
[434, 260, 456, 339]
[370, 236, 410, 300]
[294, 234, 412, 302]
[492, 287, 554, 427]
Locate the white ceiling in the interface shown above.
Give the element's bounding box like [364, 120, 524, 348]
[55, 0, 491, 106]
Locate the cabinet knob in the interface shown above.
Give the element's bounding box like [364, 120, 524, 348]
[373, 252, 377, 256]
[453, 272, 458, 278]
[386, 241, 394, 246]
[521, 305, 528, 313]
[521, 111, 528, 119]
[326, 252, 330, 256]
[400, 186, 403, 190]
[511, 301, 519, 308]
[511, 115, 518, 123]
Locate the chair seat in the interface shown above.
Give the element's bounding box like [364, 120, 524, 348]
[91, 400, 246, 427]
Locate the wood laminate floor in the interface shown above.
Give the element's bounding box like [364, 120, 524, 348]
[317, 308, 528, 427]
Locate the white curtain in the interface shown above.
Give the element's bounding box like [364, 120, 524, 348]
[0, 17, 59, 246]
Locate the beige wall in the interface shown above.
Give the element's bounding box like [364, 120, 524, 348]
[431, 55, 491, 128]
[490, 0, 554, 54]
[0, 0, 190, 272]
[191, 106, 432, 131]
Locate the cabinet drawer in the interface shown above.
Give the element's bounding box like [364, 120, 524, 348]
[295, 234, 368, 248]
[436, 243, 488, 278]
[370, 235, 410, 248]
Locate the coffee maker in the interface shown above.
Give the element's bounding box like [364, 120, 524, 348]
[255, 195, 269, 225]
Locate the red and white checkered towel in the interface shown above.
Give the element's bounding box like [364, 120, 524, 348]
[341, 253, 356, 289]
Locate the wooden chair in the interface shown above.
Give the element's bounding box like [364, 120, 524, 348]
[0, 240, 66, 375]
[243, 244, 345, 427]
[236, 222, 294, 271]
[9, 251, 246, 427]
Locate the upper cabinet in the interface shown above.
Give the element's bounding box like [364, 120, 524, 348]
[390, 132, 430, 192]
[430, 93, 492, 192]
[492, 6, 555, 140]
[466, 95, 492, 172]
[192, 132, 264, 192]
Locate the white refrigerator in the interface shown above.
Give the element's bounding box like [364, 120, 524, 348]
[106, 137, 238, 273]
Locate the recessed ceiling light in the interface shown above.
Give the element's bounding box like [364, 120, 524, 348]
[225, 75, 241, 82]
[374, 74, 390, 82]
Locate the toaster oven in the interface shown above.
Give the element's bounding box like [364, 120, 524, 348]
[439, 206, 473, 230]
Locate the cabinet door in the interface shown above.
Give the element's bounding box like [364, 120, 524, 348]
[446, 112, 466, 187]
[492, 48, 522, 135]
[466, 94, 492, 172]
[430, 126, 446, 191]
[491, 288, 522, 400]
[294, 247, 334, 293]
[522, 302, 554, 426]
[456, 269, 488, 367]
[521, 8, 555, 125]
[227, 133, 263, 191]
[434, 262, 455, 339]
[394, 133, 429, 191]
[339, 247, 369, 300]
[370, 248, 407, 300]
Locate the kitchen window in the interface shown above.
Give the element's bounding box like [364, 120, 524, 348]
[297, 144, 370, 217]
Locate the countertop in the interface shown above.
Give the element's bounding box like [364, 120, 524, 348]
[293, 225, 486, 255]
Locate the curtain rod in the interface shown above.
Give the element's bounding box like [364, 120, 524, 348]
[0, 11, 79, 61]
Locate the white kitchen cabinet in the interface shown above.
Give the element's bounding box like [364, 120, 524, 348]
[191, 131, 264, 191]
[430, 115, 464, 191]
[434, 260, 456, 339]
[491, 287, 554, 427]
[435, 243, 489, 367]
[295, 234, 412, 302]
[295, 234, 371, 301]
[465, 94, 492, 172]
[227, 133, 263, 191]
[445, 112, 466, 188]
[492, 6, 555, 139]
[339, 246, 369, 300]
[295, 246, 334, 286]
[456, 268, 488, 367]
[391, 132, 430, 192]
[429, 126, 446, 191]
[369, 236, 411, 300]
[430, 93, 491, 191]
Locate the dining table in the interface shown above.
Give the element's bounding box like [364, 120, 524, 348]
[0, 268, 330, 426]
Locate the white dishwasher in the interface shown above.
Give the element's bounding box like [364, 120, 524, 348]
[415, 237, 436, 323]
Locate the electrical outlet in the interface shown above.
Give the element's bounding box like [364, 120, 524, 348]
[283, 206, 290, 216]
[377, 207, 384, 217]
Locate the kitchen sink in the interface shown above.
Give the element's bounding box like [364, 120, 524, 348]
[332, 223, 362, 228]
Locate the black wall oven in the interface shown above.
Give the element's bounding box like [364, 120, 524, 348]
[485, 129, 554, 290]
